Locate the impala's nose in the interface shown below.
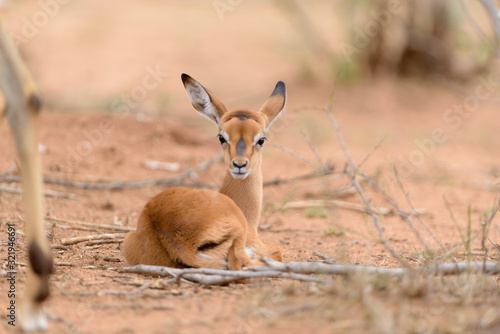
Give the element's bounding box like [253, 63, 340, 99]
[232, 161, 248, 169]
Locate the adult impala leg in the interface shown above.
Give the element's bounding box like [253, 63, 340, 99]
[0, 23, 53, 331]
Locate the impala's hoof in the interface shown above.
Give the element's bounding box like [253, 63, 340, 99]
[20, 305, 48, 332]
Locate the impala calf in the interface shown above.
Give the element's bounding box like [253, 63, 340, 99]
[123, 74, 285, 269]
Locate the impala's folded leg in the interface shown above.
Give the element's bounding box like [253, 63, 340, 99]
[0, 23, 53, 331]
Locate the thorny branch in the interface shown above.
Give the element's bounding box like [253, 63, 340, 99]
[319, 83, 409, 266]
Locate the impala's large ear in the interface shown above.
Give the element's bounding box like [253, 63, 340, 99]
[259, 81, 286, 130]
[181, 73, 228, 125]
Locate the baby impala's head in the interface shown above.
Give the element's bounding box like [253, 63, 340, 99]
[182, 74, 286, 179]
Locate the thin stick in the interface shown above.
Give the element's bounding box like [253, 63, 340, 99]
[119, 265, 322, 285]
[282, 199, 429, 216]
[358, 135, 387, 169]
[300, 129, 327, 170]
[47, 216, 134, 232]
[93, 304, 175, 311]
[257, 258, 500, 276]
[0, 165, 17, 177]
[392, 167, 428, 249]
[272, 143, 318, 169]
[263, 169, 339, 187]
[0, 186, 76, 199]
[344, 166, 408, 267]
[120, 260, 500, 286]
[55, 262, 74, 267]
[61, 233, 127, 246]
[359, 163, 443, 249]
[0, 153, 223, 190]
[481, 199, 499, 271]
[313, 81, 407, 266]
[312, 251, 336, 263]
[51, 245, 70, 250]
[86, 239, 124, 246]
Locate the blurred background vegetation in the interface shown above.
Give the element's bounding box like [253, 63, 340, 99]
[2, 0, 499, 116]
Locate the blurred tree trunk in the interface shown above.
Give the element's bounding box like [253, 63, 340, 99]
[366, 0, 486, 80]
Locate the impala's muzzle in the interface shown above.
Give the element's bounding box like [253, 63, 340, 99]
[230, 159, 250, 179]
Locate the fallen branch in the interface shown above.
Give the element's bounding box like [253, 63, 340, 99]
[0, 153, 223, 190]
[118, 260, 500, 287]
[119, 265, 322, 285]
[61, 233, 127, 246]
[0, 186, 76, 199]
[255, 258, 500, 276]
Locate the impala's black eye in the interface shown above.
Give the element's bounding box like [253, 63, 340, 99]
[218, 134, 227, 145]
[256, 137, 266, 146]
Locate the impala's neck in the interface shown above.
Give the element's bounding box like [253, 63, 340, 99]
[219, 159, 262, 232]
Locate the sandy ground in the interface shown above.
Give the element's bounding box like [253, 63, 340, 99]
[1, 1, 500, 333]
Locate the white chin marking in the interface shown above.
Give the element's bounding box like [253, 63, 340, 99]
[231, 170, 250, 179]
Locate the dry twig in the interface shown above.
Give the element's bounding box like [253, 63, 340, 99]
[256, 258, 500, 276]
[263, 169, 339, 187]
[61, 233, 127, 246]
[282, 199, 429, 216]
[47, 216, 134, 232]
[312, 251, 336, 263]
[300, 129, 328, 170]
[118, 260, 500, 287]
[0, 153, 223, 190]
[0, 186, 76, 199]
[119, 265, 321, 285]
